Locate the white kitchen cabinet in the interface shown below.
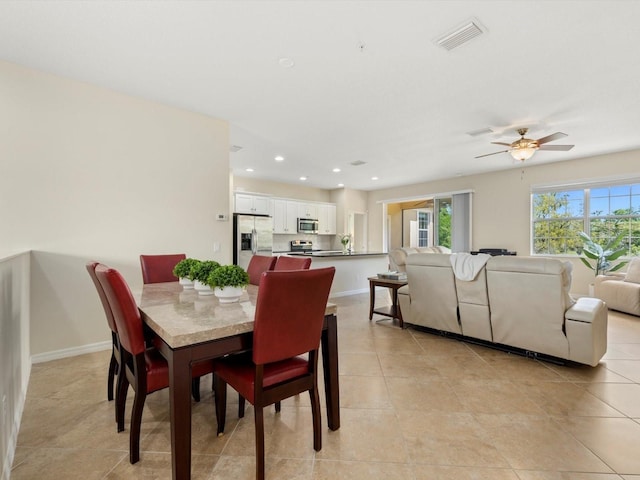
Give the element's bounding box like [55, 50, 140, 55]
[317, 203, 336, 235]
[234, 193, 272, 215]
[272, 199, 299, 234]
[297, 202, 318, 219]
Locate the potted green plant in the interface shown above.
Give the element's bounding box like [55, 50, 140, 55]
[207, 264, 250, 303]
[191, 260, 220, 295]
[173, 258, 200, 289]
[339, 233, 351, 253]
[578, 231, 629, 276]
[579, 231, 629, 296]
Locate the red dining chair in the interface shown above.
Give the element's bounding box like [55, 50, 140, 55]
[246, 255, 277, 286]
[139, 254, 186, 284]
[95, 263, 215, 464]
[139, 253, 210, 401]
[86, 261, 120, 411]
[213, 267, 335, 480]
[273, 255, 312, 270]
[236, 253, 312, 416]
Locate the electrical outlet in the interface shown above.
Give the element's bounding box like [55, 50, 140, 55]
[213, 242, 220, 252]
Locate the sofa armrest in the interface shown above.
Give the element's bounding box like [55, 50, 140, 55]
[595, 274, 624, 287]
[565, 297, 605, 323]
[564, 297, 607, 366]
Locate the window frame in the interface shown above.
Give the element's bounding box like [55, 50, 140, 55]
[530, 177, 640, 257]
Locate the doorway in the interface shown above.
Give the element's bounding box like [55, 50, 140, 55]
[348, 211, 367, 252]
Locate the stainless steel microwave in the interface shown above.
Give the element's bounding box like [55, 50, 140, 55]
[298, 217, 319, 234]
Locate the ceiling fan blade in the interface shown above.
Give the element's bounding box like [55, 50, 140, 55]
[491, 142, 513, 146]
[538, 144, 574, 151]
[475, 150, 509, 159]
[536, 132, 568, 144]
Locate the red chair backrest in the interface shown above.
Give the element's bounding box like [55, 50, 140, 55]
[95, 264, 146, 356]
[247, 255, 277, 286]
[273, 256, 312, 271]
[86, 261, 118, 333]
[252, 267, 335, 365]
[139, 254, 186, 284]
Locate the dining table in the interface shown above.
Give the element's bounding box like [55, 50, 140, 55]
[134, 282, 340, 480]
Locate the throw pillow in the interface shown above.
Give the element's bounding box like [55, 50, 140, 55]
[624, 258, 640, 284]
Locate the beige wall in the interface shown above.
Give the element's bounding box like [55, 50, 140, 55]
[387, 203, 402, 250]
[1, 61, 231, 357]
[233, 176, 332, 202]
[330, 189, 346, 250]
[368, 150, 640, 295]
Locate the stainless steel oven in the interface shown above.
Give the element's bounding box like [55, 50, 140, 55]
[297, 217, 319, 234]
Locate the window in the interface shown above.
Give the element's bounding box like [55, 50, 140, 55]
[435, 198, 452, 248]
[417, 211, 431, 247]
[532, 182, 640, 256]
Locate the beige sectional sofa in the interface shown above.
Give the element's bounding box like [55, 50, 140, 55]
[388, 246, 452, 272]
[398, 253, 608, 366]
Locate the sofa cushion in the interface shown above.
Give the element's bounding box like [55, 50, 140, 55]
[486, 256, 570, 359]
[407, 252, 451, 268]
[624, 257, 640, 284]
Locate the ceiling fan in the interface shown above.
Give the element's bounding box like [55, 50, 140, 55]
[476, 128, 574, 162]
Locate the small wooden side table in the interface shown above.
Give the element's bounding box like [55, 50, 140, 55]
[368, 276, 408, 328]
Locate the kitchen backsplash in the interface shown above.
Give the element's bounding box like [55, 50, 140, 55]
[273, 234, 334, 252]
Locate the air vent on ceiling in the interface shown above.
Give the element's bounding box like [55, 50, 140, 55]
[229, 145, 243, 153]
[466, 127, 494, 137]
[435, 19, 485, 51]
[350, 160, 367, 166]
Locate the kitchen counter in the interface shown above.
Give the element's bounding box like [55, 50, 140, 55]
[279, 251, 389, 297]
[287, 251, 387, 258]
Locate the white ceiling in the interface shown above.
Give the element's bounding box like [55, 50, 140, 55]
[2, 1, 640, 191]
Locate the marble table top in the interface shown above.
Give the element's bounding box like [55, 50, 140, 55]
[134, 282, 337, 349]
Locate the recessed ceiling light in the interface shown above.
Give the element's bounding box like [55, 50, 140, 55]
[332, 168, 341, 173]
[278, 57, 295, 68]
[274, 155, 284, 162]
[245, 168, 254, 172]
[338, 183, 344, 187]
[299, 176, 307, 181]
[371, 176, 379, 181]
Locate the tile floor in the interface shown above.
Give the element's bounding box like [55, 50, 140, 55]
[10, 292, 640, 480]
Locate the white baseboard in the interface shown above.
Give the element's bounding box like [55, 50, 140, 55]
[30, 340, 111, 364]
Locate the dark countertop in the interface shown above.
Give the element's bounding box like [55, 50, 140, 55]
[286, 251, 387, 258]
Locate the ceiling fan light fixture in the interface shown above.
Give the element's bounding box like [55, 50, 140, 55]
[510, 147, 537, 162]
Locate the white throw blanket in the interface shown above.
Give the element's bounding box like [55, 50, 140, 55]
[449, 253, 491, 281]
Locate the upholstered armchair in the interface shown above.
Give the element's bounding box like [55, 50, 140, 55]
[595, 258, 640, 316]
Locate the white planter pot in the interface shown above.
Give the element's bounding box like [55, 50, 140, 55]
[179, 277, 194, 289]
[194, 280, 214, 296]
[214, 286, 244, 303]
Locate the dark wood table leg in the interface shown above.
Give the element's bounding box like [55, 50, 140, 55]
[393, 288, 404, 328]
[321, 313, 340, 430]
[167, 347, 192, 480]
[369, 280, 375, 320]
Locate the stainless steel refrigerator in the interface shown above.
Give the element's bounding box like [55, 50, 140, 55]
[233, 213, 274, 270]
